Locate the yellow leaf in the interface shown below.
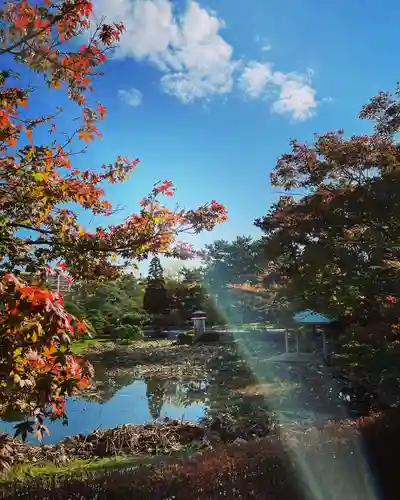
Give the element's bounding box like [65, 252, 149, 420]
[13, 348, 22, 358]
[32, 172, 49, 182]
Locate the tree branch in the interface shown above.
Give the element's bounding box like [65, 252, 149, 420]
[0, 1, 87, 56]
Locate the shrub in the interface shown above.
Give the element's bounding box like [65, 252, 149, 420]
[0, 439, 304, 500]
[112, 325, 143, 341]
[120, 313, 146, 327]
[196, 331, 220, 343]
[176, 331, 194, 345]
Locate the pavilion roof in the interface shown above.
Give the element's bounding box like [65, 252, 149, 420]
[293, 309, 334, 324]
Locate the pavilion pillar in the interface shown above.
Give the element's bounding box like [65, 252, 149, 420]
[295, 330, 299, 354]
[321, 330, 327, 359]
[285, 329, 289, 353]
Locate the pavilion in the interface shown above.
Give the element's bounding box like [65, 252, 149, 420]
[267, 309, 335, 363]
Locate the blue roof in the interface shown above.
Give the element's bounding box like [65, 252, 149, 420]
[293, 309, 334, 324]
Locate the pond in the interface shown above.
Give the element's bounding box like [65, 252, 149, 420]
[0, 378, 208, 444]
[0, 340, 355, 444]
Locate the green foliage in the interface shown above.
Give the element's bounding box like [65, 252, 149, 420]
[147, 257, 164, 282]
[200, 237, 268, 324]
[66, 274, 144, 337]
[120, 313, 146, 327]
[203, 236, 263, 287]
[70, 339, 107, 355]
[167, 268, 205, 324]
[112, 325, 143, 341]
[143, 257, 168, 319]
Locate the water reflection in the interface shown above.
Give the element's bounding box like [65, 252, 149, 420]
[0, 359, 256, 445]
[0, 379, 207, 444]
[144, 377, 167, 420]
[0, 339, 357, 445]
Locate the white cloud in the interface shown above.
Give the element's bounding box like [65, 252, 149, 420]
[96, 0, 237, 103]
[118, 87, 143, 107]
[96, 0, 320, 119]
[239, 62, 318, 121]
[239, 61, 273, 98]
[104, 0, 179, 64]
[272, 75, 317, 120]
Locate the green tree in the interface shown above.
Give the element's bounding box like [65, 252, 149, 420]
[65, 274, 145, 337]
[143, 257, 168, 332]
[201, 237, 266, 324]
[203, 236, 262, 287]
[166, 267, 206, 326]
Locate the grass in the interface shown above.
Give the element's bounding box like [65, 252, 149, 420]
[70, 338, 108, 354]
[0, 446, 203, 486]
[131, 339, 174, 348]
[1, 456, 136, 483]
[69, 336, 173, 355]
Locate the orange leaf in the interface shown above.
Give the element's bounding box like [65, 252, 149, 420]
[76, 377, 90, 390]
[76, 322, 88, 332]
[78, 130, 93, 143]
[43, 344, 56, 358]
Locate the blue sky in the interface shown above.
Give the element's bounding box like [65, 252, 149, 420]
[27, 0, 400, 271]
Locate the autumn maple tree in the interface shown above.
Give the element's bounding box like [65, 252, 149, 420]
[0, 0, 227, 442]
[255, 84, 400, 325]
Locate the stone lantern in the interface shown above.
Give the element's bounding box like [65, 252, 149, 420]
[191, 310, 207, 340]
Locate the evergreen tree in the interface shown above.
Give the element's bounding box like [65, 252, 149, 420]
[143, 257, 168, 330]
[147, 257, 165, 282]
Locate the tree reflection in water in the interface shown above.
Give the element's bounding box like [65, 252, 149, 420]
[144, 377, 168, 419]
